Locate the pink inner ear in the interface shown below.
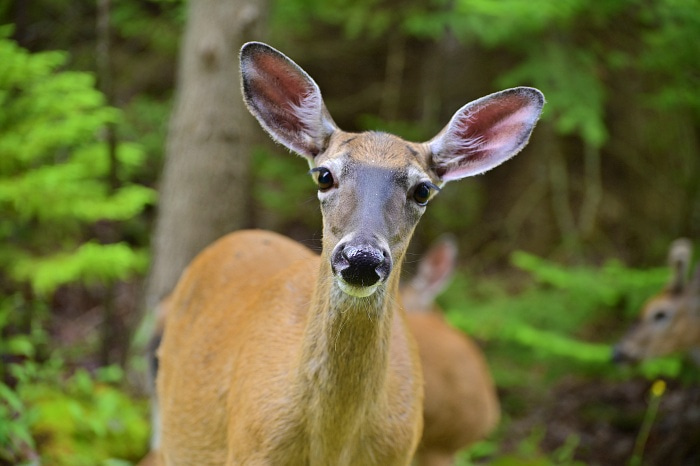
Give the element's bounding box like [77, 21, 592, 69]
[476, 105, 534, 152]
[433, 90, 542, 181]
[242, 44, 334, 157]
[248, 53, 313, 116]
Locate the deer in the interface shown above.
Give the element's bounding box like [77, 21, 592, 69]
[155, 41, 543, 465]
[403, 237, 500, 466]
[138, 238, 500, 466]
[612, 238, 700, 365]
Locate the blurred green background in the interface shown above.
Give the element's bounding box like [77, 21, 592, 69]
[1, 0, 698, 464]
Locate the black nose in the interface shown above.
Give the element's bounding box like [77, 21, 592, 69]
[332, 243, 391, 288]
[611, 345, 630, 365]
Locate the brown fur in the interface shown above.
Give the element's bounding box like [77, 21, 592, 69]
[157, 230, 423, 465]
[407, 311, 500, 465]
[141, 239, 499, 466]
[613, 284, 700, 362]
[402, 239, 500, 466]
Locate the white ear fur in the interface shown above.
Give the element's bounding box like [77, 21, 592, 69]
[240, 42, 337, 160]
[429, 87, 545, 182]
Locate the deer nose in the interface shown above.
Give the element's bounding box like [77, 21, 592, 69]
[611, 345, 634, 365]
[332, 242, 391, 288]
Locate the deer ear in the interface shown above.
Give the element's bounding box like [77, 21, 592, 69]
[668, 238, 693, 294]
[240, 42, 338, 160]
[428, 87, 544, 182]
[408, 235, 458, 307]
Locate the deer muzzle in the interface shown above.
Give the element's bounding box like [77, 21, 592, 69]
[331, 240, 392, 297]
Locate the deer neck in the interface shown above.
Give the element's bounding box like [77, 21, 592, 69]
[296, 258, 402, 442]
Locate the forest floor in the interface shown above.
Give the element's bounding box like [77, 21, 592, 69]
[498, 376, 700, 465]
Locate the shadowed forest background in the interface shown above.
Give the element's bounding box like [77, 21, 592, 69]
[1, 0, 699, 464]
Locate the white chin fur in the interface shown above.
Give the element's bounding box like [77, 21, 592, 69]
[337, 279, 380, 298]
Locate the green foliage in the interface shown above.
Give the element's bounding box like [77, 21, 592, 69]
[0, 305, 39, 463]
[1, 296, 48, 463]
[510, 251, 669, 319]
[440, 253, 689, 462]
[111, 0, 185, 55]
[11, 242, 149, 296]
[638, 0, 700, 116]
[19, 367, 149, 466]
[120, 95, 172, 178]
[436, 0, 620, 148]
[271, 0, 399, 39]
[0, 381, 34, 464]
[251, 146, 320, 231]
[0, 29, 153, 463]
[273, 0, 700, 150]
[442, 251, 679, 384]
[406, 0, 587, 44]
[456, 427, 585, 465]
[0, 297, 149, 464]
[0, 27, 155, 294]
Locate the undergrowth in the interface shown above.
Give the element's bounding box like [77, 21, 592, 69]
[440, 250, 694, 464]
[3, 248, 692, 464]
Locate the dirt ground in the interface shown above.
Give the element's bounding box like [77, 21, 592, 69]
[501, 376, 700, 465]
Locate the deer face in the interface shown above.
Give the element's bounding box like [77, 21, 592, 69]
[612, 239, 700, 363]
[240, 42, 544, 298]
[613, 288, 700, 362]
[310, 133, 439, 296]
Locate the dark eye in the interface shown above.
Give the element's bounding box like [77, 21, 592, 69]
[313, 167, 334, 191]
[652, 310, 668, 322]
[412, 182, 434, 206]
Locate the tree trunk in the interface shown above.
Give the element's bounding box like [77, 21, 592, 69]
[143, 0, 267, 315]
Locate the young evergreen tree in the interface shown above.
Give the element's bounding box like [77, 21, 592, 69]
[0, 26, 153, 296]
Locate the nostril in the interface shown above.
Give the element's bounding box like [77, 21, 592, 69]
[611, 345, 632, 365]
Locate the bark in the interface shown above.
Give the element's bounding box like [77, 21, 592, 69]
[143, 0, 267, 313]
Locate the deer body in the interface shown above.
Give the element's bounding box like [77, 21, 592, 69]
[409, 312, 499, 466]
[158, 230, 420, 464]
[613, 239, 700, 364]
[156, 42, 543, 465]
[402, 238, 499, 466]
[143, 238, 499, 466]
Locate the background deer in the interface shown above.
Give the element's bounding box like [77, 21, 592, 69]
[404, 237, 500, 466]
[155, 41, 543, 465]
[612, 238, 700, 364]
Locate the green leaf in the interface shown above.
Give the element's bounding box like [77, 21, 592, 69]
[6, 336, 36, 358]
[0, 382, 24, 413]
[10, 243, 150, 295]
[0, 32, 153, 296]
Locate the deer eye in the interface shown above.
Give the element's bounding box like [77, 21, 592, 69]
[412, 182, 438, 206]
[311, 167, 334, 191]
[652, 310, 669, 322]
